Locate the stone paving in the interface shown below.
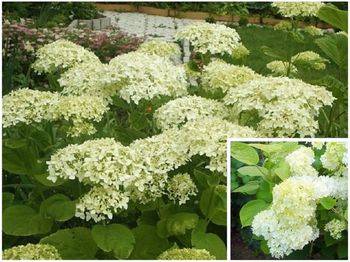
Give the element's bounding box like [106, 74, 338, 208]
[103, 11, 201, 41]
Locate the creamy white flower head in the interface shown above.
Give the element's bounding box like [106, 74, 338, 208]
[2, 88, 60, 128]
[201, 60, 259, 93]
[137, 39, 182, 62]
[158, 248, 215, 260]
[3, 243, 61, 260]
[33, 39, 100, 74]
[304, 25, 324, 36]
[109, 52, 188, 104]
[321, 142, 347, 175]
[232, 44, 250, 60]
[224, 76, 335, 137]
[266, 60, 297, 76]
[175, 22, 241, 55]
[311, 141, 325, 150]
[285, 146, 318, 177]
[292, 51, 328, 70]
[274, 20, 293, 31]
[324, 219, 347, 239]
[154, 95, 230, 130]
[59, 62, 123, 99]
[272, 2, 324, 17]
[167, 173, 197, 205]
[47, 138, 133, 187]
[252, 175, 347, 258]
[75, 185, 130, 222]
[180, 117, 259, 173]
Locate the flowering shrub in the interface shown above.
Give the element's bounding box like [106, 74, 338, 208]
[231, 141, 348, 259]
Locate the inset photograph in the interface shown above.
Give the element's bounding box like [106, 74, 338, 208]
[230, 140, 348, 260]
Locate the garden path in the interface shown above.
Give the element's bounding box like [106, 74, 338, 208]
[103, 11, 202, 41]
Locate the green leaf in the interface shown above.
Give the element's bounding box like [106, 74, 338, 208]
[317, 4, 347, 32]
[191, 231, 226, 259]
[40, 194, 75, 221]
[337, 242, 348, 258]
[315, 34, 347, 70]
[3, 205, 53, 236]
[200, 185, 227, 226]
[232, 181, 260, 194]
[274, 160, 290, 181]
[237, 166, 268, 177]
[260, 240, 270, 255]
[256, 180, 273, 203]
[3, 138, 27, 149]
[250, 142, 299, 155]
[2, 147, 28, 175]
[158, 212, 199, 236]
[239, 199, 269, 227]
[231, 142, 259, 165]
[324, 231, 339, 247]
[2, 192, 14, 210]
[130, 225, 170, 259]
[319, 197, 337, 210]
[92, 224, 135, 259]
[33, 173, 65, 187]
[40, 227, 98, 259]
[261, 45, 285, 60]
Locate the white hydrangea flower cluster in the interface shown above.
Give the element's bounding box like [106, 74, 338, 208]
[3, 243, 61, 260]
[137, 39, 182, 62]
[154, 95, 230, 130]
[166, 173, 198, 205]
[252, 175, 348, 258]
[274, 20, 293, 31]
[48, 116, 255, 220]
[158, 248, 215, 260]
[320, 142, 347, 176]
[180, 117, 259, 173]
[285, 146, 318, 177]
[2, 88, 60, 128]
[292, 51, 328, 70]
[3, 89, 109, 137]
[272, 2, 324, 18]
[175, 22, 241, 55]
[58, 62, 122, 99]
[266, 60, 298, 76]
[32, 39, 100, 74]
[109, 52, 188, 104]
[201, 60, 259, 93]
[324, 219, 347, 239]
[311, 141, 325, 150]
[303, 25, 324, 36]
[231, 44, 250, 60]
[224, 76, 335, 137]
[75, 185, 130, 222]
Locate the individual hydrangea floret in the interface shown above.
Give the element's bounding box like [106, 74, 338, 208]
[158, 248, 215, 260]
[231, 43, 250, 59]
[154, 95, 230, 130]
[201, 60, 259, 93]
[320, 142, 347, 176]
[252, 175, 348, 258]
[224, 76, 335, 137]
[109, 52, 188, 104]
[167, 173, 197, 205]
[75, 185, 130, 222]
[175, 22, 241, 55]
[274, 20, 293, 31]
[32, 39, 100, 74]
[292, 51, 328, 70]
[324, 219, 347, 239]
[285, 146, 318, 177]
[137, 39, 182, 62]
[272, 2, 324, 18]
[3, 243, 61, 260]
[304, 25, 324, 36]
[266, 60, 297, 76]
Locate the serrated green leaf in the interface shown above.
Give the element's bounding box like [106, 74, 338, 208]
[274, 160, 290, 181]
[237, 166, 268, 177]
[232, 181, 260, 194]
[239, 199, 269, 227]
[191, 231, 226, 259]
[319, 197, 337, 210]
[231, 142, 259, 165]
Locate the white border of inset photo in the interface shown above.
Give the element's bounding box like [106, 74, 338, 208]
[226, 138, 349, 261]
